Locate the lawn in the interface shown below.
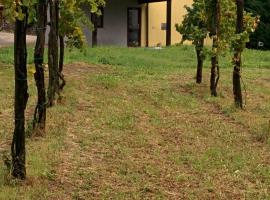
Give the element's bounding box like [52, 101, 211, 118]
[0, 45, 270, 199]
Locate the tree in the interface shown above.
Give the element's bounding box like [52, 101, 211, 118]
[58, 0, 87, 95]
[47, 0, 105, 106]
[47, 0, 60, 107]
[207, 0, 221, 97]
[13, 3, 28, 180]
[58, 0, 105, 94]
[205, 0, 237, 97]
[33, 0, 48, 133]
[231, 1, 258, 108]
[2, 0, 30, 179]
[176, 0, 236, 90]
[233, 0, 244, 108]
[176, 0, 208, 84]
[91, 12, 99, 47]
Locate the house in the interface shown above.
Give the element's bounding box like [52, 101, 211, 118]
[85, 0, 193, 47]
[0, 1, 193, 47]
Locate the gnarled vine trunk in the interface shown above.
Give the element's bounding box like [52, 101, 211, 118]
[91, 13, 98, 47]
[233, 0, 244, 108]
[47, 0, 59, 107]
[33, 0, 47, 133]
[59, 35, 66, 92]
[195, 39, 204, 84]
[210, 0, 220, 97]
[12, 6, 28, 179]
[210, 36, 219, 96]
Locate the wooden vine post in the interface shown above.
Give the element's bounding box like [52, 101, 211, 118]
[12, 3, 29, 179]
[196, 38, 205, 84]
[210, 0, 220, 97]
[233, 0, 244, 108]
[47, 0, 60, 107]
[33, 0, 48, 133]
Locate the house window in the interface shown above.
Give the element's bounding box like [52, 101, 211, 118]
[161, 23, 167, 30]
[92, 7, 104, 28]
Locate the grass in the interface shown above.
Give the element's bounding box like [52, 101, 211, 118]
[1, 45, 270, 69]
[0, 45, 270, 199]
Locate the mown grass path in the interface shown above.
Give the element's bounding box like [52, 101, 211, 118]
[47, 63, 269, 199]
[1, 46, 269, 199]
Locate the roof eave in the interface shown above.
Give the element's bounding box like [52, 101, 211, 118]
[138, 0, 166, 4]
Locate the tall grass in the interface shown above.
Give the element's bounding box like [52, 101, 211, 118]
[0, 45, 269, 69]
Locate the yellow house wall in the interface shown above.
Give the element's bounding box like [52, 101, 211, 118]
[142, 0, 212, 47]
[172, 0, 212, 46]
[141, 4, 147, 47]
[171, 0, 193, 45]
[146, 0, 195, 46]
[148, 2, 166, 46]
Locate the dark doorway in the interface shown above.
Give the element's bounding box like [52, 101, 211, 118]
[127, 8, 141, 47]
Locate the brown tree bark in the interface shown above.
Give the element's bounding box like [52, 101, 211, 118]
[47, 0, 60, 107]
[91, 14, 98, 47]
[196, 39, 204, 84]
[233, 0, 244, 108]
[59, 35, 66, 92]
[33, 0, 47, 133]
[210, 0, 220, 97]
[210, 36, 219, 96]
[11, 6, 28, 179]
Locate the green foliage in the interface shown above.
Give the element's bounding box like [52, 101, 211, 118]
[176, 0, 258, 57]
[175, 0, 208, 47]
[59, 0, 105, 49]
[218, 0, 236, 51]
[205, 0, 237, 54]
[176, 0, 236, 57]
[1, 0, 36, 22]
[231, 12, 259, 53]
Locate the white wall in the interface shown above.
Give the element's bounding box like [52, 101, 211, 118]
[84, 0, 141, 46]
